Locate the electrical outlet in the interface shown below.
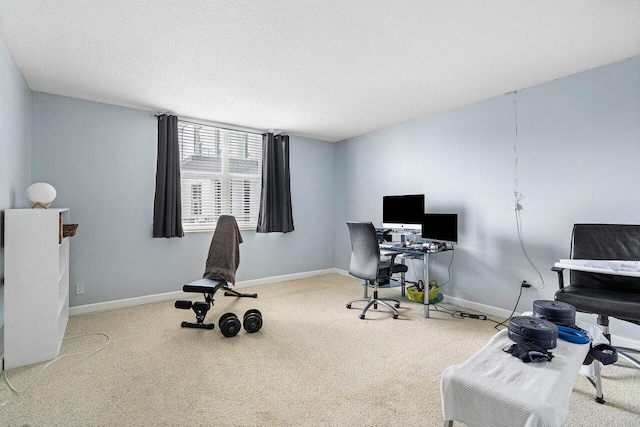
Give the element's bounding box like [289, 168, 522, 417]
[297, 259, 303, 267]
[75, 283, 85, 295]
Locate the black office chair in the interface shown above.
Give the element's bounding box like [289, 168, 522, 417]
[553, 224, 640, 401]
[345, 221, 409, 319]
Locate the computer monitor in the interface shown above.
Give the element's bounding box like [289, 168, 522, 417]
[382, 194, 425, 232]
[421, 214, 458, 244]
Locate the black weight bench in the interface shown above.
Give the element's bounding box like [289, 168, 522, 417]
[175, 278, 257, 330]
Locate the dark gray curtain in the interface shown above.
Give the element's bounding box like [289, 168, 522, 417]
[153, 114, 184, 238]
[257, 133, 294, 233]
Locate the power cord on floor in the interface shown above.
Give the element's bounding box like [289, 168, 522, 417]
[431, 303, 463, 317]
[431, 298, 518, 330]
[431, 303, 488, 321]
[4, 332, 111, 393]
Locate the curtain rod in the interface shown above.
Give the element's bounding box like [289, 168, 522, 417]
[153, 112, 274, 135]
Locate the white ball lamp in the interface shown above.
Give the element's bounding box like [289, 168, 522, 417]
[27, 182, 57, 209]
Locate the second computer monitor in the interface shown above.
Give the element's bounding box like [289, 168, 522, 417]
[382, 194, 424, 232]
[421, 214, 458, 244]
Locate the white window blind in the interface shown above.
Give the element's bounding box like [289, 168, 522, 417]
[178, 120, 262, 231]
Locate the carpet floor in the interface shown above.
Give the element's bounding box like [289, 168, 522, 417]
[1, 273, 639, 426]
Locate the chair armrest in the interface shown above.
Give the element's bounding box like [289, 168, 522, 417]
[380, 250, 402, 259]
[381, 251, 401, 275]
[551, 266, 565, 289]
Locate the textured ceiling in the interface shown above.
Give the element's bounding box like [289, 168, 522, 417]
[1, 1, 640, 142]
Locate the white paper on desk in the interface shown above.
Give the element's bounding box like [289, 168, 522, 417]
[555, 259, 640, 277]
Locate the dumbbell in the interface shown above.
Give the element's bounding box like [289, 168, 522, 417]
[218, 312, 241, 337]
[243, 309, 263, 333]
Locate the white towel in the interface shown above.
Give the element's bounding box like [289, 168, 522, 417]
[441, 321, 606, 427]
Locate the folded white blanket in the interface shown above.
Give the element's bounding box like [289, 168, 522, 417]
[441, 321, 606, 427]
[555, 259, 640, 277]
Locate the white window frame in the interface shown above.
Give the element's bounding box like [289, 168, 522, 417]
[178, 119, 263, 232]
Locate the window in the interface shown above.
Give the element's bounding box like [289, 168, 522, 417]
[190, 184, 202, 215]
[178, 120, 262, 231]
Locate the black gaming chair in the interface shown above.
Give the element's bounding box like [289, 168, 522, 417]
[345, 221, 409, 319]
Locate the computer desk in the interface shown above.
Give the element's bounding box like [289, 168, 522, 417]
[380, 243, 452, 318]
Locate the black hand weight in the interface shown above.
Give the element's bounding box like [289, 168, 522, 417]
[508, 316, 558, 349]
[243, 309, 263, 333]
[532, 300, 576, 326]
[219, 312, 241, 337]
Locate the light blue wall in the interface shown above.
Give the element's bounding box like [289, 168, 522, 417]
[32, 93, 335, 306]
[10, 42, 640, 343]
[0, 37, 32, 354]
[334, 56, 640, 340]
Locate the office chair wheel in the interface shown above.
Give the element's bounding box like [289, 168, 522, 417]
[346, 304, 352, 309]
[394, 303, 400, 308]
[359, 314, 365, 319]
[393, 314, 398, 319]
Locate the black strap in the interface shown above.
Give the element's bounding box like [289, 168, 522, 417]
[584, 343, 618, 365]
[503, 342, 554, 363]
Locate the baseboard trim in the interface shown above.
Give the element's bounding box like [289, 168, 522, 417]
[69, 268, 338, 316]
[333, 268, 350, 277]
[334, 269, 523, 319]
[440, 294, 519, 320]
[233, 268, 338, 288]
[335, 270, 640, 348]
[67, 268, 640, 349]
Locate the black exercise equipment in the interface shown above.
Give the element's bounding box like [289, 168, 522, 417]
[218, 312, 241, 337]
[532, 300, 576, 326]
[531, 300, 589, 344]
[243, 309, 263, 333]
[176, 215, 258, 331]
[175, 278, 257, 330]
[584, 343, 619, 366]
[174, 299, 215, 329]
[507, 316, 558, 350]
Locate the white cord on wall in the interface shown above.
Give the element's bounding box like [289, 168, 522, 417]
[3, 332, 111, 393]
[512, 91, 545, 289]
